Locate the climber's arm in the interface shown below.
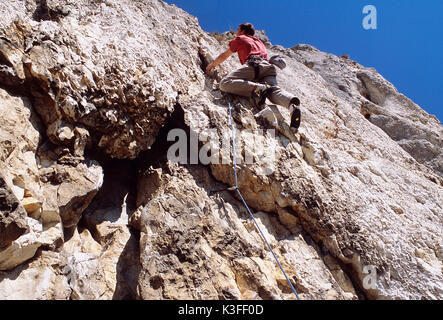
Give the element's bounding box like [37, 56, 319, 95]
[206, 49, 233, 72]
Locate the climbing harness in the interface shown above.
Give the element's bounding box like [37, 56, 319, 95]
[247, 55, 265, 81]
[227, 98, 301, 300]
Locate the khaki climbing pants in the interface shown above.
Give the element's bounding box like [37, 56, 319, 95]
[219, 59, 296, 109]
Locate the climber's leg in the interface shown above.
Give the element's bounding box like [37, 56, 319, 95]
[261, 75, 295, 109]
[260, 63, 302, 129]
[220, 65, 259, 98]
[258, 62, 296, 109]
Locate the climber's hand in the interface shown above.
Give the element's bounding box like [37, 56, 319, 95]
[206, 49, 232, 73]
[206, 63, 214, 72]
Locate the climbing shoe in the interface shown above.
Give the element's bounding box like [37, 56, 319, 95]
[290, 105, 301, 130]
[291, 97, 301, 107]
[251, 85, 272, 109]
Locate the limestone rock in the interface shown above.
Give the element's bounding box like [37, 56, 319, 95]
[0, 174, 28, 249]
[0, 250, 71, 300]
[0, 0, 216, 160]
[0, 64, 103, 266]
[0, 0, 441, 301]
[21, 196, 42, 216]
[130, 162, 353, 300]
[290, 44, 443, 177]
[0, 218, 63, 271]
[79, 158, 140, 299]
[56, 160, 104, 228]
[63, 228, 107, 300]
[255, 105, 298, 143]
[193, 40, 443, 299]
[0, 88, 42, 202]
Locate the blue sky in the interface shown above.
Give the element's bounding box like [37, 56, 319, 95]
[165, 0, 443, 122]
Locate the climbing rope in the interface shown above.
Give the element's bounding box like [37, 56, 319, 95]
[227, 99, 301, 300]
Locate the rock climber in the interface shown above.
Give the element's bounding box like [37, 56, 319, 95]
[206, 23, 302, 130]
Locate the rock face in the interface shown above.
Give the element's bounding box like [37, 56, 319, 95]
[0, 175, 28, 249]
[0, 85, 103, 271]
[130, 161, 354, 299]
[290, 44, 443, 178]
[0, 0, 442, 300]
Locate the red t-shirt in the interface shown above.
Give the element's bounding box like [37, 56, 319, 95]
[229, 35, 268, 65]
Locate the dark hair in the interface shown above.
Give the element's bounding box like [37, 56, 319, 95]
[239, 23, 255, 36]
